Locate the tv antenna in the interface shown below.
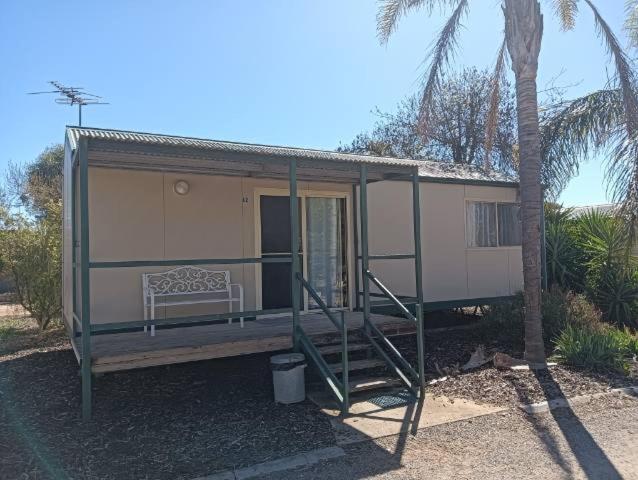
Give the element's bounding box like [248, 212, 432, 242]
[28, 81, 108, 126]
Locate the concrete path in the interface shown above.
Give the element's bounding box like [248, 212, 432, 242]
[259, 392, 638, 480]
[311, 391, 506, 445]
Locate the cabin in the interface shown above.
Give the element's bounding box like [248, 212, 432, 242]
[62, 126, 522, 419]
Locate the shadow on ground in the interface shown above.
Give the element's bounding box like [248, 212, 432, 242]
[508, 368, 624, 480]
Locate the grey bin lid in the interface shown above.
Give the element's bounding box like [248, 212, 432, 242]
[270, 353, 306, 370]
[270, 353, 305, 365]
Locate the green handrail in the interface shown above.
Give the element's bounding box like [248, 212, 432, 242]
[367, 321, 419, 381]
[298, 332, 344, 404]
[365, 270, 416, 322]
[296, 273, 349, 414]
[296, 274, 343, 330]
[362, 269, 424, 396]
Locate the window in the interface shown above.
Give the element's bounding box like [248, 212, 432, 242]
[466, 201, 521, 247]
[498, 203, 522, 246]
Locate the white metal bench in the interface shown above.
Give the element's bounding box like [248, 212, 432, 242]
[142, 266, 244, 336]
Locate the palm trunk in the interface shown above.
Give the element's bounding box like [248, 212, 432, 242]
[504, 0, 546, 367]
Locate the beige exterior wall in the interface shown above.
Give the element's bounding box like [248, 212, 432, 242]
[364, 181, 523, 302]
[85, 167, 353, 324]
[67, 166, 521, 326]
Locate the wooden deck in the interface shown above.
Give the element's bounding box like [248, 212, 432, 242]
[89, 312, 415, 373]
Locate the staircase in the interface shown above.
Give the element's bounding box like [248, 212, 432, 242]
[316, 336, 403, 400]
[296, 272, 424, 415]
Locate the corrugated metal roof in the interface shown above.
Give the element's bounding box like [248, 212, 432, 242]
[66, 126, 518, 184]
[569, 203, 617, 217]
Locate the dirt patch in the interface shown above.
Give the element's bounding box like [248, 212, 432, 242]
[0, 343, 334, 480]
[393, 321, 637, 408]
[0, 315, 67, 356]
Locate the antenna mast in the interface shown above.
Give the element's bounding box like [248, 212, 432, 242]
[28, 81, 108, 126]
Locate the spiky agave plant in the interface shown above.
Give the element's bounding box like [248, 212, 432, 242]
[544, 204, 582, 289]
[571, 209, 638, 327]
[377, 0, 638, 366]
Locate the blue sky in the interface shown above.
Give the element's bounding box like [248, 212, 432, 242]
[0, 1, 628, 206]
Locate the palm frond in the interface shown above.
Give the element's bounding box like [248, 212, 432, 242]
[604, 134, 638, 243]
[554, 0, 579, 31]
[541, 89, 625, 198]
[584, 0, 638, 135]
[625, 0, 638, 49]
[484, 38, 507, 171]
[377, 0, 451, 44]
[417, 0, 469, 137]
[584, 0, 638, 239]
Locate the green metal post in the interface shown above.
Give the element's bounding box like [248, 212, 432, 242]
[359, 165, 370, 332]
[79, 137, 92, 420]
[352, 184, 360, 311]
[289, 159, 301, 351]
[340, 310, 349, 415]
[540, 188, 548, 291]
[71, 156, 77, 337]
[412, 167, 426, 396]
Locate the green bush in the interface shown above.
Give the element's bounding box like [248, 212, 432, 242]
[587, 266, 638, 329]
[545, 206, 638, 328]
[0, 202, 61, 330]
[606, 327, 638, 357]
[486, 288, 604, 343]
[483, 293, 524, 341]
[554, 324, 630, 373]
[544, 204, 585, 290]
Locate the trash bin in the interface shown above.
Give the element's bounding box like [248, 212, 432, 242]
[270, 353, 306, 404]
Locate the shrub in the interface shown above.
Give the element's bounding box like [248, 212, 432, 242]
[485, 288, 604, 343]
[554, 325, 629, 373]
[0, 202, 62, 330]
[545, 206, 638, 328]
[587, 266, 638, 329]
[483, 292, 524, 342]
[606, 327, 638, 357]
[544, 204, 585, 290]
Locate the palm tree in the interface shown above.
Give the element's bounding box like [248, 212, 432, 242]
[378, 0, 638, 367]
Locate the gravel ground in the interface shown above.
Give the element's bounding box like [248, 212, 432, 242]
[265, 393, 638, 480]
[0, 344, 334, 480]
[395, 321, 637, 408]
[1, 314, 636, 479]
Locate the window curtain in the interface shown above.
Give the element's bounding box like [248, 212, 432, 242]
[306, 197, 346, 308]
[498, 204, 522, 246]
[466, 202, 497, 247]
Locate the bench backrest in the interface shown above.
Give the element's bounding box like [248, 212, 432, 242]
[143, 266, 231, 298]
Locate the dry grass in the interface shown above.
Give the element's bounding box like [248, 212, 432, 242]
[0, 306, 66, 355]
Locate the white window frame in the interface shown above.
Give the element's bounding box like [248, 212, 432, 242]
[464, 199, 522, 250]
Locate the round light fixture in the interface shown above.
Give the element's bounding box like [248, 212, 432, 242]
[173, 180, 190, 195]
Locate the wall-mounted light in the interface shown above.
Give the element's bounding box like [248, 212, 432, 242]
[173, 180, 190, 195]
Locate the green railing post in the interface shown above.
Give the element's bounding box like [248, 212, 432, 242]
[79, 137, 92, 420]
[359, 164, 370, 333]
[340, 310, 349, 415]
[71, 152, 77, 338]
[289, 159, 301, 351]
[352, 184, 360, 311]
[412, 167, 426, 396]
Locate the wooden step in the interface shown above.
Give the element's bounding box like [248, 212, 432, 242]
[329, 358, 385, 374]
[317, 343, 371, 356]
[348, 376, 402, 394]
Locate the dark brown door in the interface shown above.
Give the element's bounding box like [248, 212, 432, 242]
[260, 195, 302, 310]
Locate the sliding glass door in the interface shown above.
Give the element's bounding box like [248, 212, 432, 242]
[305, 197, 347, 309]
[259, 193, 348, 311]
